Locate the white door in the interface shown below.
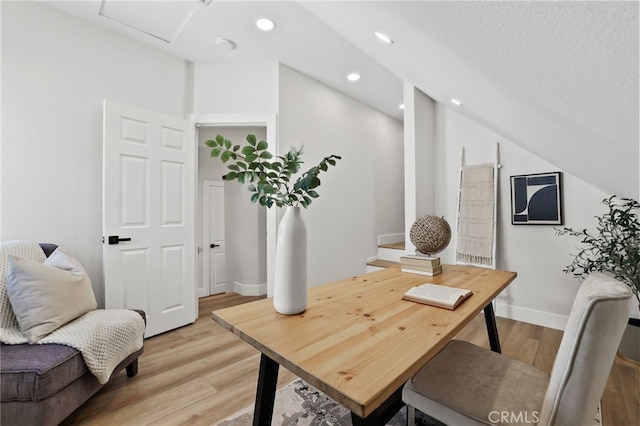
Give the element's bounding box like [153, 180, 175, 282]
[103, 100, 196, 337]
[202, 180, 226, 296]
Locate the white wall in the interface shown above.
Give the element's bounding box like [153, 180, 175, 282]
[1, 1, 189, 307]
[278, 64, 404, 290]
[433, 105, 609, 329]
[404, 84, 436, 252]
[193, 62, 279, 114]
[197, 126, 267, 295]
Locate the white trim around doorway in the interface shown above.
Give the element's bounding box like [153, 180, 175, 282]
[190, 113, 278, 297]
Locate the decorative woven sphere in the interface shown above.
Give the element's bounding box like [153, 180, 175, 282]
[410, 215, 452, 255]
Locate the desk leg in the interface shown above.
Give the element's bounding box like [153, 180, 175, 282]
[484, 302, 501, 353]
[253, 353, 279, 426]
[351, 413, 378, 426]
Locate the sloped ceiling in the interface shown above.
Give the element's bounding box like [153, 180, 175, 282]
[43, 0, 639, 198]
[301, 1, 639, 199]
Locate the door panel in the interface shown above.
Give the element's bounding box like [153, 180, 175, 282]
[211, 251, 226, 286]
[161, 160, 184, 225]
[120, 155, 148, 226]
[103, 100, 196, 337]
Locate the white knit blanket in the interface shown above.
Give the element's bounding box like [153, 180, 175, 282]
[1, 241, 145, 384]
[456, 164, 495, 267]
[38, 309, 144, 383]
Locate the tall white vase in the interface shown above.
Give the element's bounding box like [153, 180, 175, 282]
[273, 206, 308, 315]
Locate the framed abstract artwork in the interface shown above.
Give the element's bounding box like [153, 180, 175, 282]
[510, 172, 563, 225]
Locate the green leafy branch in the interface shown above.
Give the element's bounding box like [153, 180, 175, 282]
[205, 134, 341, 208]
[556, 195, 640, 309]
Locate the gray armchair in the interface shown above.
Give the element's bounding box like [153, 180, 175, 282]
[402, 273, 631, 425]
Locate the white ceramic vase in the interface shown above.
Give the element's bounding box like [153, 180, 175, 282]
[273, 206, 308, 315]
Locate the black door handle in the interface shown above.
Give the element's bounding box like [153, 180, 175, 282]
[210, 243, 220, 248]
[107, 235, 132, 245]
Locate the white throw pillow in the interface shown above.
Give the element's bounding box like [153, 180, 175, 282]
[6, 247, 97, 343]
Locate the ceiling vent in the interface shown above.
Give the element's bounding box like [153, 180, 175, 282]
[99, 0, 210, 43]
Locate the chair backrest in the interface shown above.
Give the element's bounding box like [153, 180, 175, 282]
[538, 273, 631, 426]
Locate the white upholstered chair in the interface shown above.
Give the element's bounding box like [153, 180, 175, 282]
[402, 273, 631, 426]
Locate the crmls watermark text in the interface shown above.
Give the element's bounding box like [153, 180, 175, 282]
[488, 411, 540, 424]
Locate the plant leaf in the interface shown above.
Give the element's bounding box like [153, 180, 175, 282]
[309, 176, 321, 189]
[242, 145, 256, 155]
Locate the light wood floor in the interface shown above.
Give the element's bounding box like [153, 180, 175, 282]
[62, 294, 640, 426]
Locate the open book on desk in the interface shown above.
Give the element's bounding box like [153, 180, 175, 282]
[402, 283, 473, 310]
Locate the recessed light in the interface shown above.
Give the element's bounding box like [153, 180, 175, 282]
[347, 73, 361, 82]
[374, 31, 394, 44]
[399, 104, 405, 110]
[256, 18, 276, 31]
[451, 98, 463, 106]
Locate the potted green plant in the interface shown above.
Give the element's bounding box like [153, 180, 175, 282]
[205, 134, 341, 315]
[556, 195, 640, 361]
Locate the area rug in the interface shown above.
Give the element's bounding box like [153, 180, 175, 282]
[218, 379, 439, 426]
[218, 379, 603, 426]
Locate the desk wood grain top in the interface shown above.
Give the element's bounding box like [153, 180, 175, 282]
[211, 265, 516, 418]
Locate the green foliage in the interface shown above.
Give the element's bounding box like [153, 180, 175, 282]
[205, 134, 341, 209]
[556, 195, 640, 309]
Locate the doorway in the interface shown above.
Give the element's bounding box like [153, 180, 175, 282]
[194, 117, 276, 297]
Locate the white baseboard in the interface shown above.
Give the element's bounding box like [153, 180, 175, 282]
[495, 302, 568, 331]
[366, 255, 379, 263]
[234, 281, 267, 296]
[378, 233, 405, 246]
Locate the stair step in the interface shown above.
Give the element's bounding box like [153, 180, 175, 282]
[377, 241, 406, 262]
[367, 259, 399, 269]
[378, 242, 405, 250]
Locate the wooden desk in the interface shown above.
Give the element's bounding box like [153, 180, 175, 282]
[212, 265, 516, 425]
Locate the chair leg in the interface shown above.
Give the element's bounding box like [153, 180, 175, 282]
[407, 404, 416, 426]
[126, 358, 138, 377]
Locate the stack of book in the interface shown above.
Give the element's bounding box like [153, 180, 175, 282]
[400, 255, 442, 276]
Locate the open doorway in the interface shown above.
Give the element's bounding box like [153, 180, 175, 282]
[196, 125, 269, 297]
